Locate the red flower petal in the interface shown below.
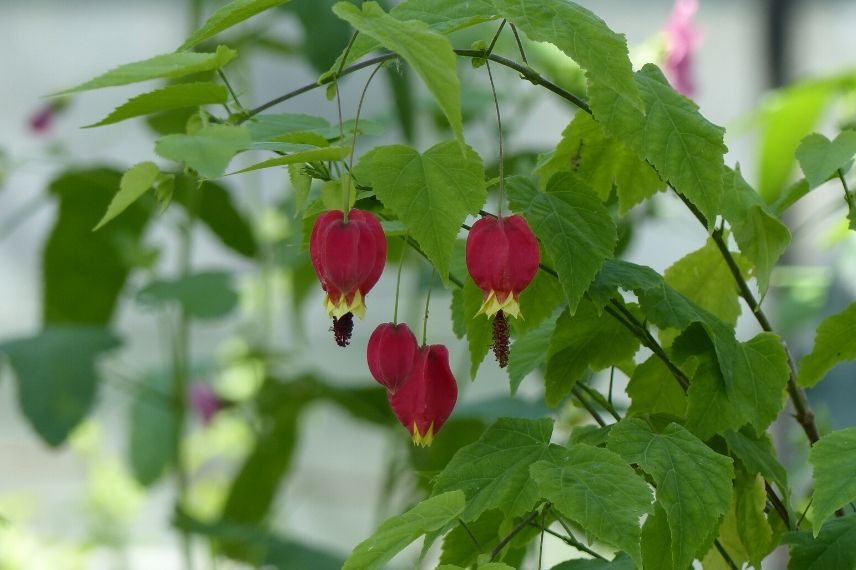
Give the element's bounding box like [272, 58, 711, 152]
[367, 322, 420, 393]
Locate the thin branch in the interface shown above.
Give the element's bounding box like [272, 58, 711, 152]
[551, 511, 608, 560]
[577, 382, 621, 422]
[713, 539, 740, 570]
[571, 385, 607, 427]
[491, 510, 540, 561]
[510, 24, 528, 63]
[240, 49, 590, 122]
[457, 518, 483, 553]
[486, 19, 507, 55]
[673, 188, 821, 446]
[217, 70, 245, 113]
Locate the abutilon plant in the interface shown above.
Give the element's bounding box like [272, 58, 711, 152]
[465, 214, 540, 367]
[309, 208, 387, 347]
[387, 344, 458, 447]
[366, 322, 419, 394]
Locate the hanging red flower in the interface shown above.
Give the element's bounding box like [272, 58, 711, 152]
[310, 209, 386, 346]
[465, 214, 539, 366]
[367, 322, 419, 394]
[388, 344, 458, 447]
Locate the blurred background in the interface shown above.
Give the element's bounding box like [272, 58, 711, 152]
[1, 0, 855, 568]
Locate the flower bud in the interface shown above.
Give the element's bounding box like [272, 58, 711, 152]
[388, 344, 458, 447]
[367, 322, 419, 394]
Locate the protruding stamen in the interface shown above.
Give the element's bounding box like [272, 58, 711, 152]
[331, 312, 354, 347]
[491, 310, 510, 368]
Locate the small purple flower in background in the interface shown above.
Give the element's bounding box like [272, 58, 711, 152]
[190, 382, 222, 425]
[27, 98, 69, 134]
[664, 0, 703, 97]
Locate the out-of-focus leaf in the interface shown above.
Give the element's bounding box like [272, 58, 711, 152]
[174, 176, 258, 258]
[231, 146, 349, 174]
[1, 327, 120, 446]
[44, 168, 152, 325]
[128, 372, 175, 486]
[550, 553, 635, 570]
[508, 314, 558, 395]
[176, 512, 344, 569]
[137, 271, 239, 320]
[796, 130, 856, 189]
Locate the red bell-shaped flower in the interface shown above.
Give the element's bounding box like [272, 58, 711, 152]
[367, 322, 419, 394]
[465, 214, 540, 319]
[310, 209, 387, 345]
[388, 344, 458, 447]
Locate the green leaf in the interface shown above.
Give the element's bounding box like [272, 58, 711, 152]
[683, 332, 789, 439]
[128, 373, 175, 486]
[506, 174, 617, 312]
[245, 113, 330, 141]
[785, 514, 856, 570]
[809, 428, 856, 535]
[733, 470, 774, 569]
[85, 83, 228, 128]
[44, 168, 152, 325]
[798, 302, 856, 387]
[1, 327, 120, 446]
[137, 271, 239, 320]
[544, 300, 640, 407]
[796, 130, 856, 189]
[664, 238, 742, 326]
[220, 381, 308, 540]
[55, 45, 237, 95]
[720, 166, 791, 294]
[354, 142, 485, 281]
[493, 0, 643, 135]
[626, 355, 687, 418]
[326, 0, 496, 83]
[640, 503, 673, 570]
[439, 511, 503, 568]
[94, 162, 160, 230]
[514, 268, 564, 335]
[432, 417, 558, 522]
[536, 113, 664, 214]
[180, 0, 292, 50]
[608, 418, 734, 570]
[156, 124, 251, 179]
[757, 81, 832, 203]
[623, 64, 727, 226]
[232, 146, 349, 174]
[177, 512, 344, 569]
[174, 177, 258, 258]
[532, 445, 653, 567]
[724, 427, 789, 494]
[551, 553, 635, 570]
[508, 315, 558, 395]
[343, 491, 466, 570]
[463, 276, 492, 379]
[332, 2, 465, 145]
